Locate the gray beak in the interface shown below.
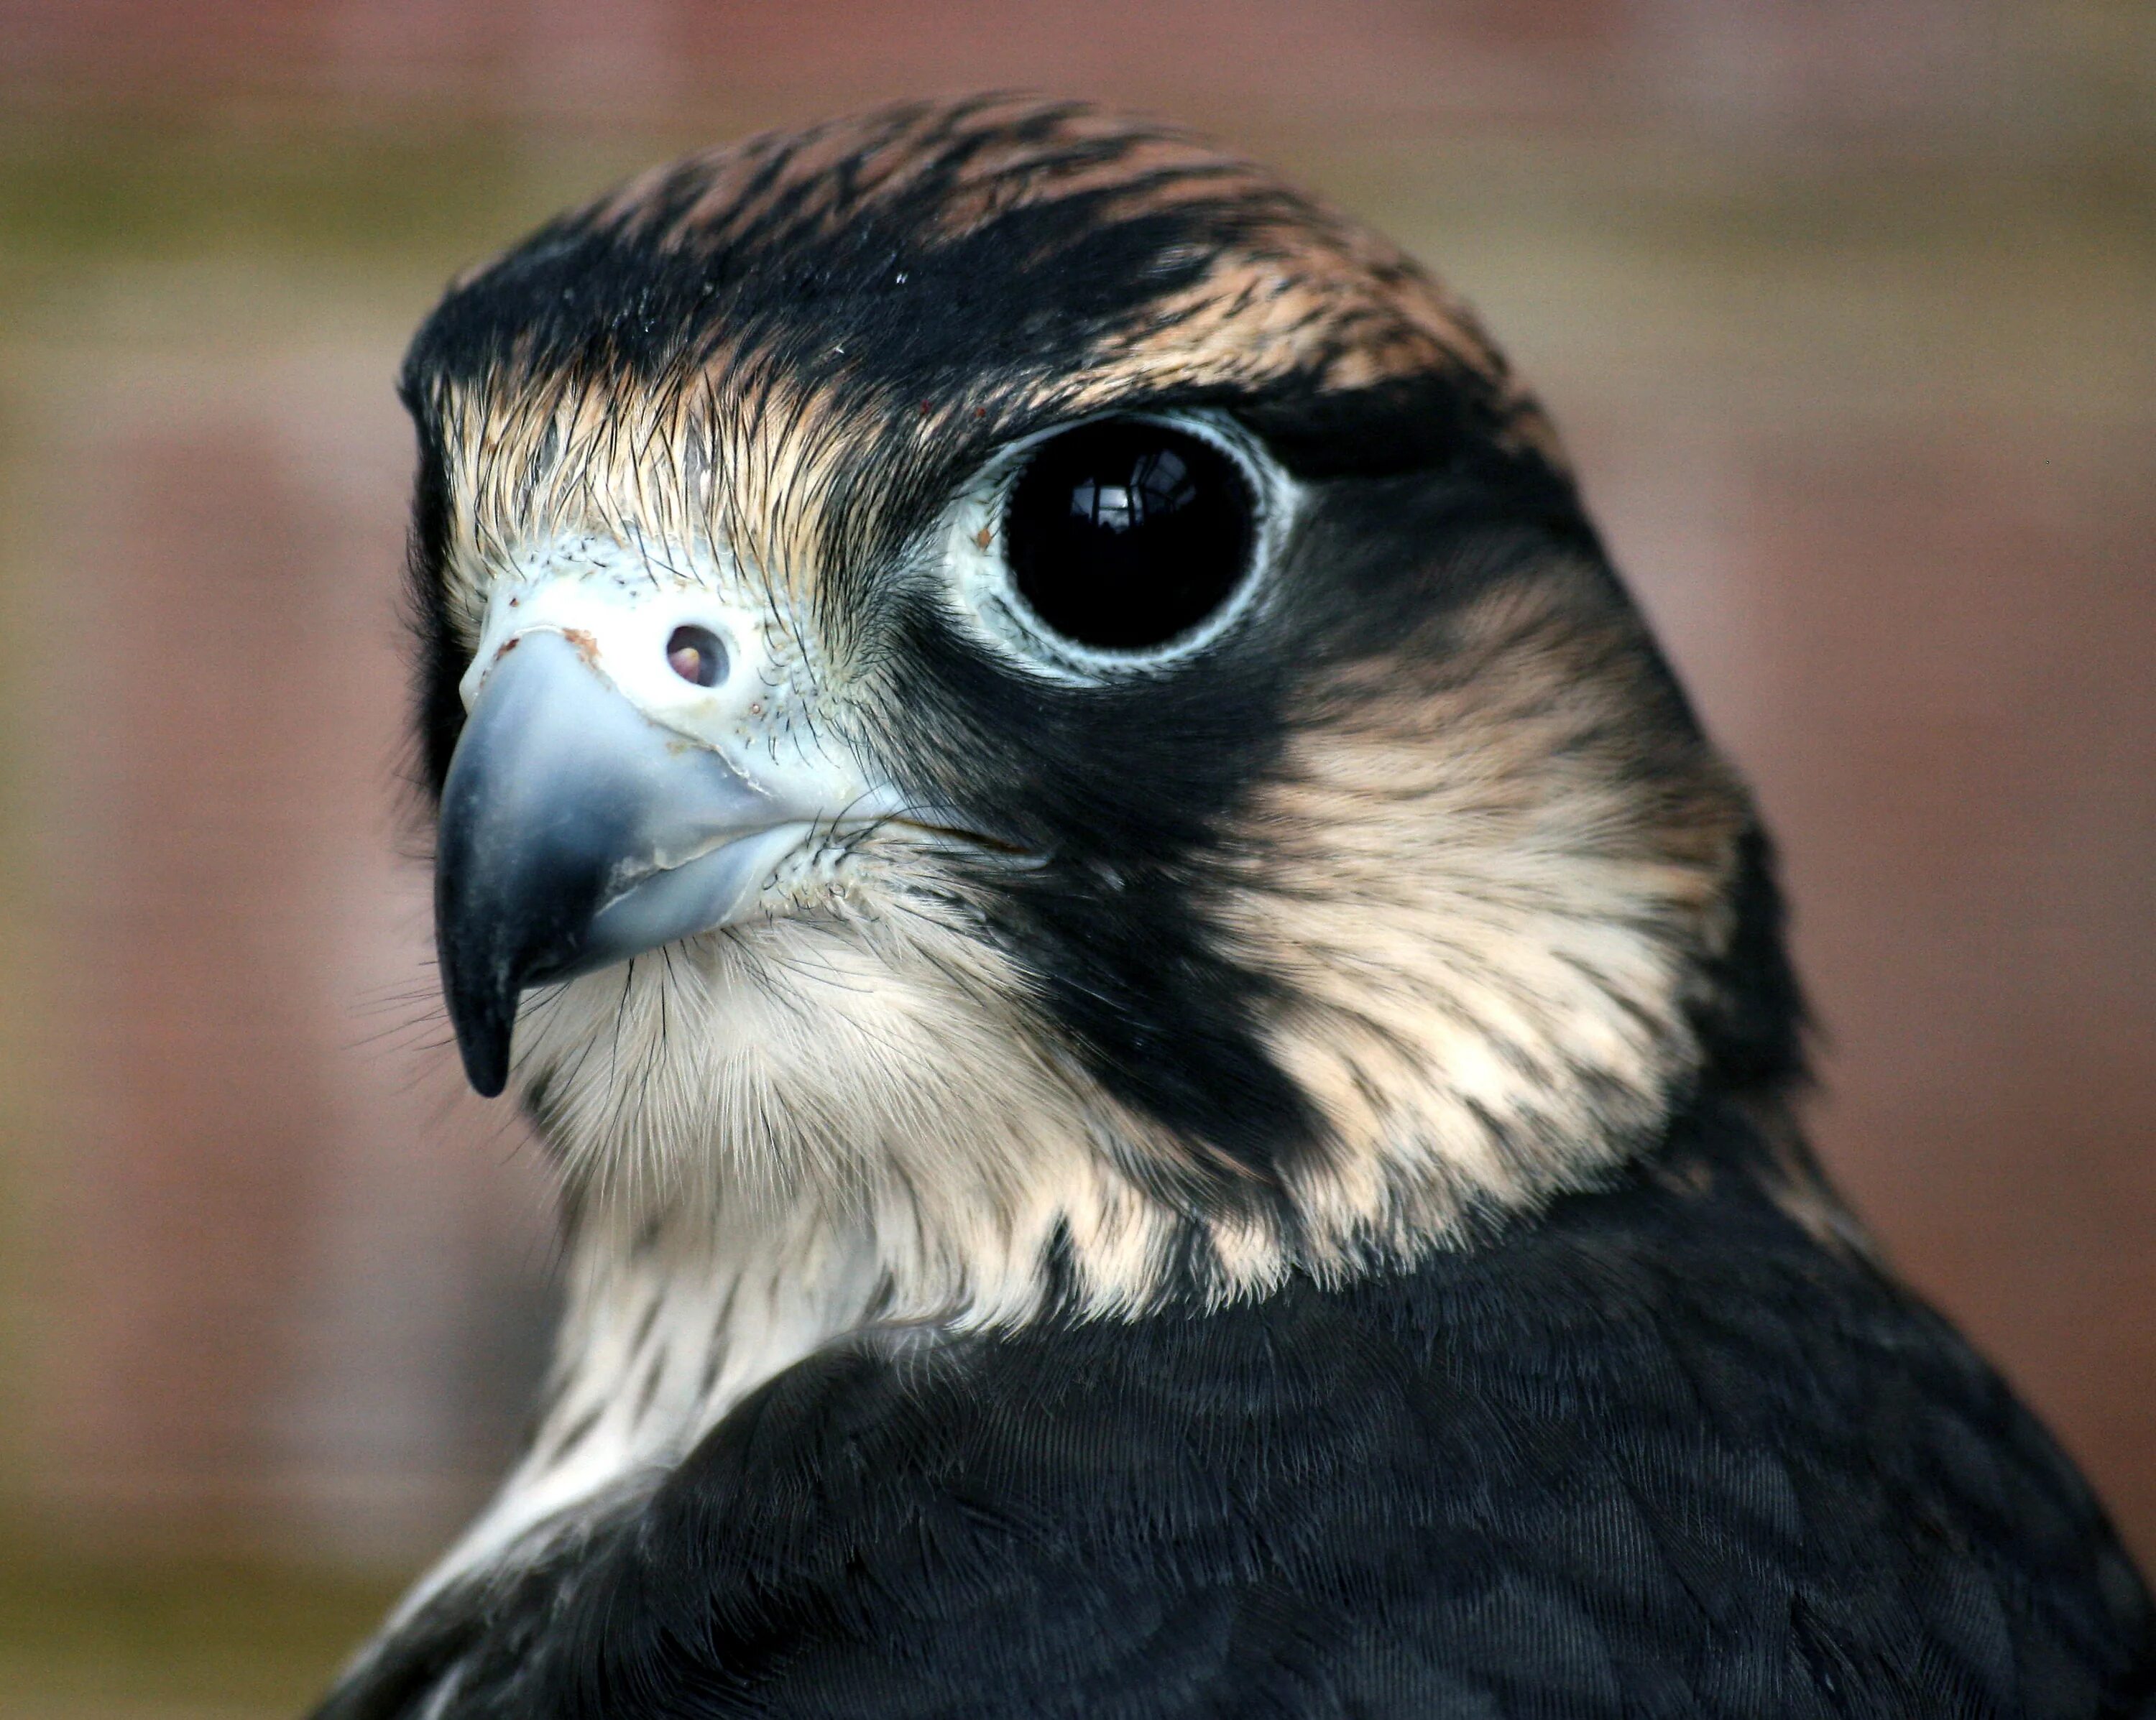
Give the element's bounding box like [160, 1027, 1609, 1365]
[434, 631, 808, 1096]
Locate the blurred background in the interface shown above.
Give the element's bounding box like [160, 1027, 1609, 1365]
[0, 1, 2149, 1713]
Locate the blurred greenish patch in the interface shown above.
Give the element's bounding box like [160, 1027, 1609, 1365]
[0, 1522, 398, 1720]
[0, 110, 648, 281]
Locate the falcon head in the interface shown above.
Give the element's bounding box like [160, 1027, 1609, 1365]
[403, 96, 1794, 1315]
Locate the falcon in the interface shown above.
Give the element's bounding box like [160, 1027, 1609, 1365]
[316, 96, 2155, 1718]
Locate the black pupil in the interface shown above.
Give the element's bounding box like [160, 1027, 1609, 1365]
[1003, 421, 1255, 652]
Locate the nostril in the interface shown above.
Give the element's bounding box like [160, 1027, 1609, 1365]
[665, 624, 727, 688]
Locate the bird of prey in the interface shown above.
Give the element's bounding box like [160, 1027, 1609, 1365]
[317, 97, 2154, 1719]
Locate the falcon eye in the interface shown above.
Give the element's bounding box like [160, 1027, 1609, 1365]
[665, 624, 726, 688]
[1002, 421, 1258, 653]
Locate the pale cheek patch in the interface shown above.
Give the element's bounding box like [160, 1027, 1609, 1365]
[1221, 596, 1746, 1259]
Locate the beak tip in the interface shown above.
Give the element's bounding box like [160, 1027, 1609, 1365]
[440, 949, 518, 1099]
[450, 999, 515, 1098]
[461, 1037, 512, 1100]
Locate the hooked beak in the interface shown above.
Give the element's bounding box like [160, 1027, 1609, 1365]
[435, 630, 818, 1097]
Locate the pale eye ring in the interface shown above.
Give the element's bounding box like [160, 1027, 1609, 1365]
[945, 410, 1288, 681]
